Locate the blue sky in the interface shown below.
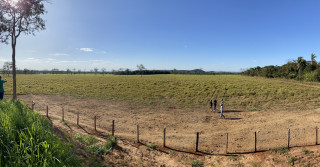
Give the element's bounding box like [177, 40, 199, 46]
[1, 0, 320, 72]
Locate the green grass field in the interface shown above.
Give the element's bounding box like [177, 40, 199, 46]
[4, 74, 320, 111]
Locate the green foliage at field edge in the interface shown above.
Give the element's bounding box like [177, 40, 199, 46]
[0, 100, 80, 166]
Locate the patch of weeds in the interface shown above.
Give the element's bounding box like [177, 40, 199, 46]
[272, 147, 289, 155]
[104, 135, 117, 149]
[287, 156, 297, 166]
[87, 135, 99, 145]
[86, 157, 104, 167]
[237, 162, 245, 167]
[209, 162, 215, 167]
[148, 112, 154, 115]
[161, 101, 167, 106]
[301, 163, 311, 167]
[87, 144, 110, 155]
[60, 119, 68, 126]
[190, 159, 204, 167]
[169, 151, 176, 158]
[74, 134, 86, 145]
[302, 148, 311, 154]
[247, 108, 257, 111]
[138, 161, 144, 166]
[147, 143, 157, 151]
[215, 157, 220, 164]
[229, 155, 238, 161]
[119, 158, 127, 165]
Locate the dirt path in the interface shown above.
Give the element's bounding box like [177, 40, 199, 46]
[18, 94, 320, 166]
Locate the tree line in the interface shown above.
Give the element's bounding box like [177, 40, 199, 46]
[242, 54, 320, 82]
[0, 63, 238, 76]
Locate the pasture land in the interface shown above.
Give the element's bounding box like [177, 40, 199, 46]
[14, 74, 320, 165]
[5, 74, 320, 111]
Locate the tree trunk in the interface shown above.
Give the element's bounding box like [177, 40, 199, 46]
[12, 41, 17, 100]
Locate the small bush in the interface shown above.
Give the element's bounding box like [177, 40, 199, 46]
[88, 144, 110, 155]
[230, 155, 238, 161]
[74, 134, 86, 144]
[272, 147, 289, 155]
[302, 148, 310, 154]
[237, 162, 245, 167]
[287, 156, 297, 166]
[190, 159, 204, 167]
[104, 135, 117, 149]
[147, 143, 157, 151]
[87, 135, 99, 145]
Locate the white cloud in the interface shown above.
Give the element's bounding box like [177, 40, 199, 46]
[51, 53, 69, 56]
[80, 48, 93, 52]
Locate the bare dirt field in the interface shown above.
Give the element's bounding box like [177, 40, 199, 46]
[17, 94, 320, 166]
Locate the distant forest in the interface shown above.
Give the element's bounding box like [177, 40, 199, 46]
[242, 54, 320, 82]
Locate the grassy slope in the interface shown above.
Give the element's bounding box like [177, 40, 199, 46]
[0, 100, 79, 166]
[3, 74, 320, 110]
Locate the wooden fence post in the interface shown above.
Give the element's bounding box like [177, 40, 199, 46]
[46, 105, 48, 118]
[288, 129, 290, 149]
[226, 133, 228, 154]
[94, 116, 97, 131]
[196, 132, 199, 152]
[62, 107, 64, 121]
[316, 126, 318, 145]
[163, 128, 166, 148]
[254, 131, 257, 152]
[32, 101, 35, 110]
[77, 112, 79, 126]
[112, 120, 115, 136]
[137, 125, 140, 143]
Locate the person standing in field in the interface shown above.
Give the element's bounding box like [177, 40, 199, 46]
[220, 99, 225, 119]
[210, 99, 213, 112]
[213, 99, 217, 111]
[0, 76, 7, 100]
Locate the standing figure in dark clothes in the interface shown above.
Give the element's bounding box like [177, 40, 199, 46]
[0, 76, 7, 100]
[213, 99, 217, 111]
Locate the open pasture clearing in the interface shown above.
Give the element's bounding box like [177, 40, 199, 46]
[20, 93, 320, 155]
[6, 74, 320, 111]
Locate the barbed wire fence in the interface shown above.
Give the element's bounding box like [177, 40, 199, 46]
[30, 101, 319, 155]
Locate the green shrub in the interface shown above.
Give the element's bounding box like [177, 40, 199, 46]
[302, 148, 310, 154]
[104, 135, 117, 149]
[147, 143, 157, 151]
[287, 156, 297, 166]
[190, 159, 204, 167]
[272, 147, 289, 155]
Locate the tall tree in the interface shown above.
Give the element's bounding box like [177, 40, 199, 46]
[0, 0, 47, 99]
[297, 57, 307, 81]
[311, 53, 316, 65]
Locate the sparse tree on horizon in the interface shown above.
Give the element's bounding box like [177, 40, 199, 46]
[2, 62, 12, 76]
[125, 68, 130, 75]
[101, 68, 106, 75]
[0, 0, 47, 99]
[137, 64, 146, 77]
[94, 68, 98, 75]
